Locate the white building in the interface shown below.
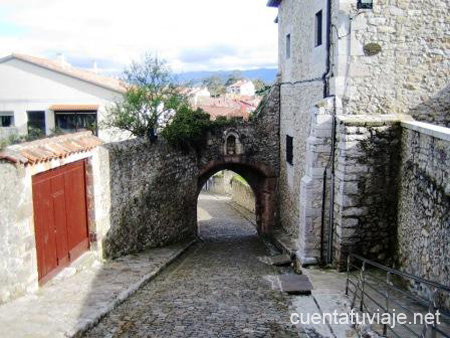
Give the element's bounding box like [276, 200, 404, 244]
[226, 80, 256, 97]
[0, 53, 127, 142]
[191, 87, 211, 106]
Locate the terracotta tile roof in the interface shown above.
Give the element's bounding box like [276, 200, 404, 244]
[1, 53, 126, 94]
[0, 131, 103, 165]
[50, 104, 99, 111]
[199, 105, 250, 121]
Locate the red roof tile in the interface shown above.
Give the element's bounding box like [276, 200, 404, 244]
[0, 132, 103, 165]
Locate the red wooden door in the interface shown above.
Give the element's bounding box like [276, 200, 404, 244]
[32, 160, 89, 284]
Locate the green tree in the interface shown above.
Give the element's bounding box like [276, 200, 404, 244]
[161, 106, 211, 149]
[203, 76, 225, 97]
[253, 79, 268, 93]
[105, 53, 188, 138]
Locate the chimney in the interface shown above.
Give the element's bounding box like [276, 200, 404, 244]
[57, 53, 65, 67]
[92, 60, 98, 74]
[57, 53, 70, 69]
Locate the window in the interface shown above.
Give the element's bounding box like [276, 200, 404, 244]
[27, 111, 46, 134]
[55, 111, 97, 135]
[226, 135, 237, 155]
[0, 111, 14, 127]
[315, 10, 323, 47]
[286, 34, 291, 59]
[286, 135, 293, 165]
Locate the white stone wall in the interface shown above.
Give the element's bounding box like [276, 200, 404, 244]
[331, 0, 450, 126]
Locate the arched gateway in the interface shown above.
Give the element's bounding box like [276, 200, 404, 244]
[92, 83, 280, 259]
[198, 159, 277, 235]
[195, 84, 281, 236]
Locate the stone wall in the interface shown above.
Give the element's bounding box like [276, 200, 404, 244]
[198, 84, 280, 175]
[332, 115, 450, 285]
[333, 115, 406, 269]
[204, 175, 227, 195]
[332, 0, 450, 127]
[99, 139, 199, 259]
[0, 162, 35, 304]
[231, 177, 256, 213]
[203, 171, 234, 195]
[397, 122, 450, 297]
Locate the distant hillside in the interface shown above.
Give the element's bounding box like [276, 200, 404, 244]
[176, 68, 278, 85]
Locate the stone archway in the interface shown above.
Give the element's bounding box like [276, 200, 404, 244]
[198, 160, 277, 236]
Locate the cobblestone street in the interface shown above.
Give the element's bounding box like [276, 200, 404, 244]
[83, 193, 303, 337]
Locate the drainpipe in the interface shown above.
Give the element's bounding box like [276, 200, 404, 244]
[319, 0, 337, 266]
[322, 0, 332, 98]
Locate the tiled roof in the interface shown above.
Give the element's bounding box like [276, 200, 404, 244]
[50, 104, 99, 111]
[0, 131, 103, 165]
[199, 105, 250, 121]
[1, 53, 126, 94]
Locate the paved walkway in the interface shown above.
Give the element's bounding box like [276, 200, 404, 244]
[0, 242, 193, 338]
[83, 193, 304, 337]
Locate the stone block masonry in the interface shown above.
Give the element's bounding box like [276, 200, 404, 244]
[332, 0, 450, 127]
[397, 121, 450, 306]
[333, 115, 409, 269]
[332, 114, 450, 297]
[99, 139, 199, 259]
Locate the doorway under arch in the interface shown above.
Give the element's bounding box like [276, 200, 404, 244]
[197, 160, 277, 236]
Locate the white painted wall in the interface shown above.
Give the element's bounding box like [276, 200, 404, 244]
[0, 59, 125, 142]
[226, 81, 256, 96]
[240, 81, 256, 96]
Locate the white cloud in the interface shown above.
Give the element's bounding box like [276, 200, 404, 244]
[0, 0, 278, 73]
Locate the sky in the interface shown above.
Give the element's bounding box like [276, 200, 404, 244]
[0, 0, 278, 75]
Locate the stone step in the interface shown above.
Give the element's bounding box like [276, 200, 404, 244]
[48, 251, 100, 286]
[279, 274, 313, 295]
[258, 254, 292, 266]
[263, 273, 314, 295]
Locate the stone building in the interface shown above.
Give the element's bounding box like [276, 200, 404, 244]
[267, 0, 450, 281]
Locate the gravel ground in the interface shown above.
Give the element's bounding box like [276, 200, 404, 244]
[83, 193, 304, 338]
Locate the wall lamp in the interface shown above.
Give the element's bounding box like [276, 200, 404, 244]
[357, 0, 373, 9]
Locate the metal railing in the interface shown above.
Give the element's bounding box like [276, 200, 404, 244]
[346, 253, 450, 338]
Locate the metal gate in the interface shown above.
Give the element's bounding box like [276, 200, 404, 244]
[32, 160, 89, 284]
